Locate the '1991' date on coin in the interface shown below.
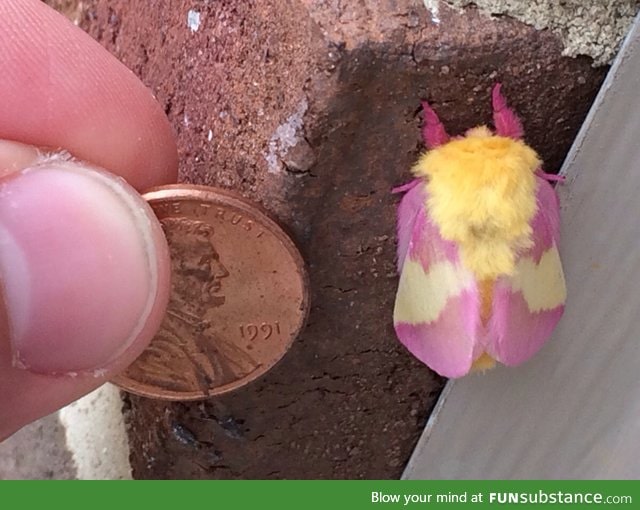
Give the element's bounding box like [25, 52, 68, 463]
[113, 185, 309, 401]
[239, 321, 282, 342]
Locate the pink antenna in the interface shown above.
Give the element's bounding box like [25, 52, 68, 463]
[492, 83, 524, 139]
[421, 100, 450, 149]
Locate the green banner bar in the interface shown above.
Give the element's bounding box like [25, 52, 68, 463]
[1, 480, 638, 509]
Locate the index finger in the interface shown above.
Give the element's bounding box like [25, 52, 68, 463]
[0, 0, 178, 190]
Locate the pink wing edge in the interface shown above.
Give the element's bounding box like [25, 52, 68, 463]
[394, 181, 483, 378]
[486, 177, 565, 366]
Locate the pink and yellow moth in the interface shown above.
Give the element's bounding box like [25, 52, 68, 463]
[393, 84, 566, 378]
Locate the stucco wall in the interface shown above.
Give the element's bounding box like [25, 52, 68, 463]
[426, 0, 640, 64]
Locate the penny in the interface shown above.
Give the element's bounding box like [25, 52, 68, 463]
[113, 185, 309, 400]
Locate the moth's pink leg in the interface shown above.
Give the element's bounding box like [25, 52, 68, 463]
[392, 178, 422, 194]
[492, 83, 524, 139]
[536, 168, 566, 183]
[421, 100, 450, 149]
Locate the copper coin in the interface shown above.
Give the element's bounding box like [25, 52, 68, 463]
[113, 185, 309, 400]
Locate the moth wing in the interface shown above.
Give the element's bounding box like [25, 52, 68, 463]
[395, 179, 424, 272]
[394, 182, 481, 378]
[487, 178, 566, 366]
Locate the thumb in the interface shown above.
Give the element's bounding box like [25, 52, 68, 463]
[0, 140, 170, 439]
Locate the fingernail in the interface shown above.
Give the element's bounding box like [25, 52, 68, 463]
[0, 156, 167, 374]
[0, 140, 40, 176]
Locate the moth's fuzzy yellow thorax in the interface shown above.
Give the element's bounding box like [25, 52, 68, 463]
[413, 127, 540, 280]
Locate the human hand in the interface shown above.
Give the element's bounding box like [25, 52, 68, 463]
[0, 0, 177, 440]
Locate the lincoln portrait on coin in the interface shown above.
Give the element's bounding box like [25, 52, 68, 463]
[126, 217, 259, 393]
